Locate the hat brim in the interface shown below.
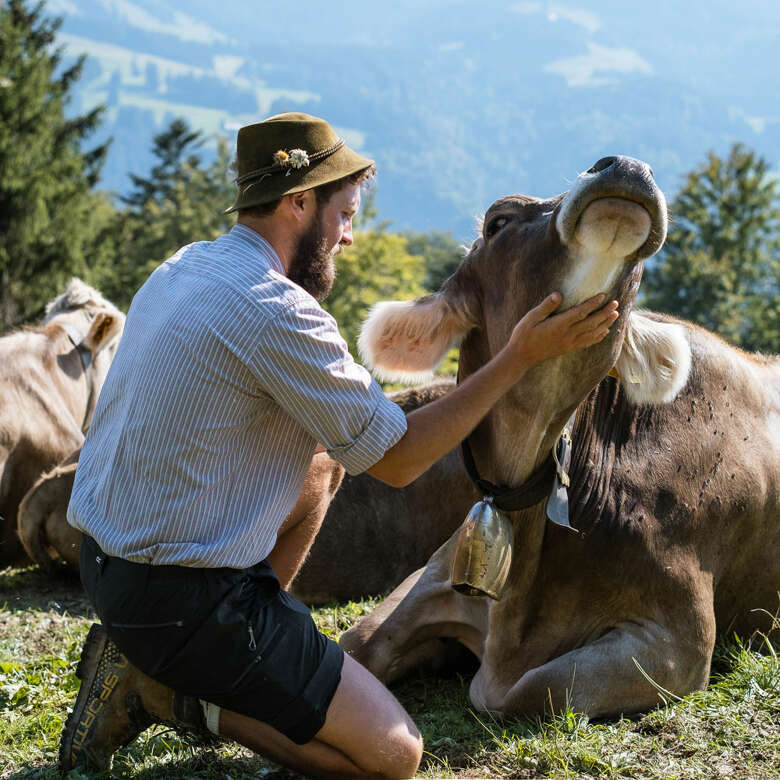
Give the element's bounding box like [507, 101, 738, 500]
[224, 145, 374, 213]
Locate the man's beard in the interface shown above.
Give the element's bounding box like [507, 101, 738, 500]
[287, 212, 335, 302]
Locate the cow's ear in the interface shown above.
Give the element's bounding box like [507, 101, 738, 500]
[85, 312, 123, 355]
[612, 311, 691, 404]
[359, 291, 476, 384]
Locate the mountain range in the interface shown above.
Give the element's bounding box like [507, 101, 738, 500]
[51, 0, 780, 240]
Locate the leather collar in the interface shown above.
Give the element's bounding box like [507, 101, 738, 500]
[460, 411, 577, 513]
[59, 321, 96, 433]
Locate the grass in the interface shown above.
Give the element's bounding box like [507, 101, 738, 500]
[2, 566, 778, 779]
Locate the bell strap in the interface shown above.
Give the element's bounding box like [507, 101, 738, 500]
[60, 322, 92, 373]
[460, 411, 577, 513]
[460, 440, 556, 512]
[59, 321, 96, 433]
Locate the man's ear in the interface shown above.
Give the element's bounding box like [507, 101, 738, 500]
[85, 311, 124, 356]
[359, 290, 477, 384]
[611, 311, 691, 404]
[287, 190, 314, 220]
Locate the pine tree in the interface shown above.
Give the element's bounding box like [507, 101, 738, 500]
[93, 119, 236, 309]
[642, 144, 779, 352]
[0, 0, 111, 330]
[121, 118, 203, 208]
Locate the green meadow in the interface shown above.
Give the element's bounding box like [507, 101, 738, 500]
[1, 566, 778, 779]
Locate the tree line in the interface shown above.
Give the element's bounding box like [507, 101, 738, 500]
[1, 0, 778, 356]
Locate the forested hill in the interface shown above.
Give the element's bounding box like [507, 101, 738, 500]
[52, 0, 780, 239]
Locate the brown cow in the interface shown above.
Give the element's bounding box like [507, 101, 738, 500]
[0, 279, 124, 563]
[19, 382, 478, 601]
[340, 155, 780, 719]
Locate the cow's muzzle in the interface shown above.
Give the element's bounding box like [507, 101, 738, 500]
[556, 155, 667, 259]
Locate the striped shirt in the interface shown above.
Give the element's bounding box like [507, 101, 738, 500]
[67, 224, 407, 568]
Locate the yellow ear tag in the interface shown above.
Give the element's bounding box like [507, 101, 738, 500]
[608, 367, 619, 379]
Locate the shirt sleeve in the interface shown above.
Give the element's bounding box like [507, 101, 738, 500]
[249, 298, 408, 476]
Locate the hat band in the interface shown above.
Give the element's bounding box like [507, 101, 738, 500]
[235, 138, 346, 187]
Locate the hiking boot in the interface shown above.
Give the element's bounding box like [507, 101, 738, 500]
[59, 623, 207, 771]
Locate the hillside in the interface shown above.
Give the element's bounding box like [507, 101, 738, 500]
[52, 0, 780, 238]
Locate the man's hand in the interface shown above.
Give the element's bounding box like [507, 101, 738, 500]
[507, 292, 619, 369]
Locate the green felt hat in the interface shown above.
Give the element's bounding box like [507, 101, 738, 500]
[224, 112, 374, 213]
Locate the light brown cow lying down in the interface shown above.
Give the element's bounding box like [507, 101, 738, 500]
[18, 383, 478, 603]
[0, 280, 124, 564]
[340, 155, 780, 720]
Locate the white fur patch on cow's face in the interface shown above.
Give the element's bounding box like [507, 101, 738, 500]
[558, 198, 652, 306]
[613, 312, 691, 405]
[555, 159, 667, 306]
[559, 249, 624, 307]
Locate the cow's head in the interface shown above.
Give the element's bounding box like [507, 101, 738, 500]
[42, 278, 125, 429]
[360, 156, 691, 485]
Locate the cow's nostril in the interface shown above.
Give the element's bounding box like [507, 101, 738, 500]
[587, 156, 617, 174]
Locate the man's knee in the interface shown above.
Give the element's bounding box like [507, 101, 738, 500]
[397, 729, 424, 779]
[375, 723, 423, 780]
[320, 653, 423, 777]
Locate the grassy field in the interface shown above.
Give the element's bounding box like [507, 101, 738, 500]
[1, 566, 778, 779]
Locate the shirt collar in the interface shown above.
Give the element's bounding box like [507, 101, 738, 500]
[229, 223, 286, 275]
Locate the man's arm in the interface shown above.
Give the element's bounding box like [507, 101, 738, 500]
[366, 292, 618, 487]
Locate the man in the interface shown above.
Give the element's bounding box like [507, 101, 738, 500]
[61, 112, 618, 779]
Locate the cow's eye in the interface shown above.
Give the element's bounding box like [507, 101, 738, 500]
[485, 215, 510, 238]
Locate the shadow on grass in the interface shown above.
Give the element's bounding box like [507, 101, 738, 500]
[0, 564, 91, 618]
[5, 756, 303, 780]
[4, 732, 304, 779]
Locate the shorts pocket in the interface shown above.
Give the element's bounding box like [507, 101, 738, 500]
[232, 655, 263, 690]
[149, 580, 277, 698]
[107, 620, 193, 679]
[110, 620, 186, 629]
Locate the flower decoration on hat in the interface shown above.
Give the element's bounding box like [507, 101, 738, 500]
[272, 148, 310, 175]
[288, 149, 309, 169]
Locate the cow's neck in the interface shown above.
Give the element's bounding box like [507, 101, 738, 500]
[460, 306, 635, 493]
[461, 334, 540, 488]
[468, 382, 574, 492]
[482, 501, 552, 670]
[566, 376, 650, 533]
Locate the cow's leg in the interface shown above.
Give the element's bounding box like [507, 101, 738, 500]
[473, 607, 716, 718]
[17, 459, 79, 569]
[268, 452, 344, 590]
[340, 535, 490, 684]
[1, 433, 82, 565]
